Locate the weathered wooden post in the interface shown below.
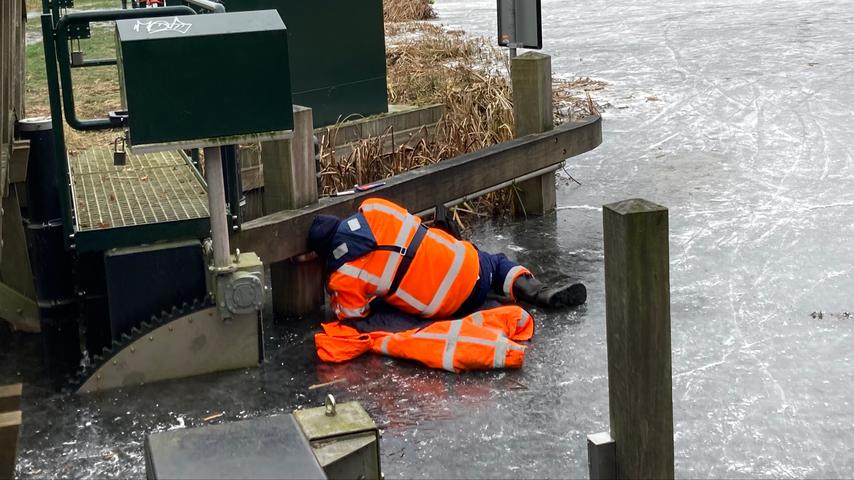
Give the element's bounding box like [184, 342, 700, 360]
[261, 106, 324, 317]
[593, 198, 674, 479]
[0, 383, 22, 480]
[511, 51, 556, 215]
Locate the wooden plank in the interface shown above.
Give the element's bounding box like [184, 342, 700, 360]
[2, 0, 26, 265]
[316, 104, 445, 148]
[587, 432, 617, 480]
[0, 185, 36, 300]
[242, 122, 441, 192]
[603, 199, 674, 480]
[9, 140, 29, 184]
[261, 106, 317, 212]
[240, 189, 265, 222]
[235, 115, 602, 264]
[241, 164, 264, 192]
[512, 52, 556, 216]
[0, 384, 22, 414]
[0, 410, 21, 480]
[324, 121, 440, 164]
[270, 255, 325, 317]
[0, 281, 39, 333]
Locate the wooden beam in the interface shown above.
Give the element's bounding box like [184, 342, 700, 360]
[235, 115, 601, 264]
[9, 140, 28, 184]
[316, 104, 445, 148]
[0, 384, 22, 414]
[1, 184, 37, 302]
[0, 280, 39, 333]
[603, 199, 674, 479]
[0, 410, 21, 480]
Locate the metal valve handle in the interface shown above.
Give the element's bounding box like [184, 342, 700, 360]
[325, 394, 337, 417]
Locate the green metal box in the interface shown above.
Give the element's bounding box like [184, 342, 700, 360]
[222, 0, 389, 127]
[115, 11, 294, 150]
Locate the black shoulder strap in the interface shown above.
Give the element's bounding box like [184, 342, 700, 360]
[381, 224, 428, 297]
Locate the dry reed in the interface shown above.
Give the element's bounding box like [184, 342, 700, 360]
[383, 0, 436, 23]
[318, 21, 603, 220]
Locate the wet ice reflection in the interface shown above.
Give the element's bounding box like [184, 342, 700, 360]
[3, 0, 854, 477]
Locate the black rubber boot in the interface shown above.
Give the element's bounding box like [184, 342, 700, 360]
[512, 275, 587, 308]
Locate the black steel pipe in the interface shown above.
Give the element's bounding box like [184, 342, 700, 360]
[17, 117, 63, 223]
[69, 58, 118, 69]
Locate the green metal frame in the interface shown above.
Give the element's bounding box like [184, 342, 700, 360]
[55, 8, 196, 131]
[39, 0, 246, 250]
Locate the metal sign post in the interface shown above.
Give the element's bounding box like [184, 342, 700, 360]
[497, 0, 542, 56]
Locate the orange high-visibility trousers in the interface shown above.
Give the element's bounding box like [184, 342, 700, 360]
[315, 305, 535, 372]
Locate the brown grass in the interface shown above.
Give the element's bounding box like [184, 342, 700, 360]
[25, 23, 122, 154]
[383, 0, 436, 23]
[318, 23, 603, 219]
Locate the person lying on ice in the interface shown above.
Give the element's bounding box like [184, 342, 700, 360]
[308, 197, 587, 372]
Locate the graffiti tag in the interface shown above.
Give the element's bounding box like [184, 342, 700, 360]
[133, 17, 192, 35]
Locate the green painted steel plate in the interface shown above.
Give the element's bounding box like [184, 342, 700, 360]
[116, 10, 294, 148]
[222, 0, 389, 127]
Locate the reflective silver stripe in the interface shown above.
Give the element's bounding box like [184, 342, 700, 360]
[338, 304, 366, 318]
[493, 336, 509, 369]
[361, 201, 407, 221]
[380, 336, 391, 355]
[360, 201, 421, 295]
[503, 266, 527, 297]
[337, 264, 381, 286]
[471, 311, 485, 327]
[412, 323, 519, 371]
[517, 310, 531, 329]
[395, 288, 428, 311]
[425, 230, 455, 249]
[414, 332, 496, 347]
[422, 234, 466, 317]
[442, 320, 464, 372]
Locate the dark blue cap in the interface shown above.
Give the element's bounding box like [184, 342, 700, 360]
[308, 215, 341, 257]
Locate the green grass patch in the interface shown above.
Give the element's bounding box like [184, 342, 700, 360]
[26, 18, 122, 150]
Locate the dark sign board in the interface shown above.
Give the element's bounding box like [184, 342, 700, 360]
[497, 0, 543, 49]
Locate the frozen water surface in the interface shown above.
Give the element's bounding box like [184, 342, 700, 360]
[3, 0, 854, 477]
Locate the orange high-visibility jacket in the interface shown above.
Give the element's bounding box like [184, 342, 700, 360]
[327, 198, 480, 320]
[315, 305, 535, 372]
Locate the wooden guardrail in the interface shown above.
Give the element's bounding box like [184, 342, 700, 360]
[234, 114, 602, 265]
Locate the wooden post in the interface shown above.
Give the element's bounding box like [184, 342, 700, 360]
[603, 198, 674, 479]
[0, 384, 21, 480]
[261, 106, 324, 317]
[511, 51, 556, 216]
[262, 106, 318, 211]
[587, 432, 617, 480]
[0, 411, 20, 480]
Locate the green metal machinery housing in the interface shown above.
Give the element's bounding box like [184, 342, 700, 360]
[217, 0, 389, 127]
[116, 10, 294, 149]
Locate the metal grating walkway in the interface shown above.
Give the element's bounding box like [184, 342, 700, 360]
[70, 148, 209, 232]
